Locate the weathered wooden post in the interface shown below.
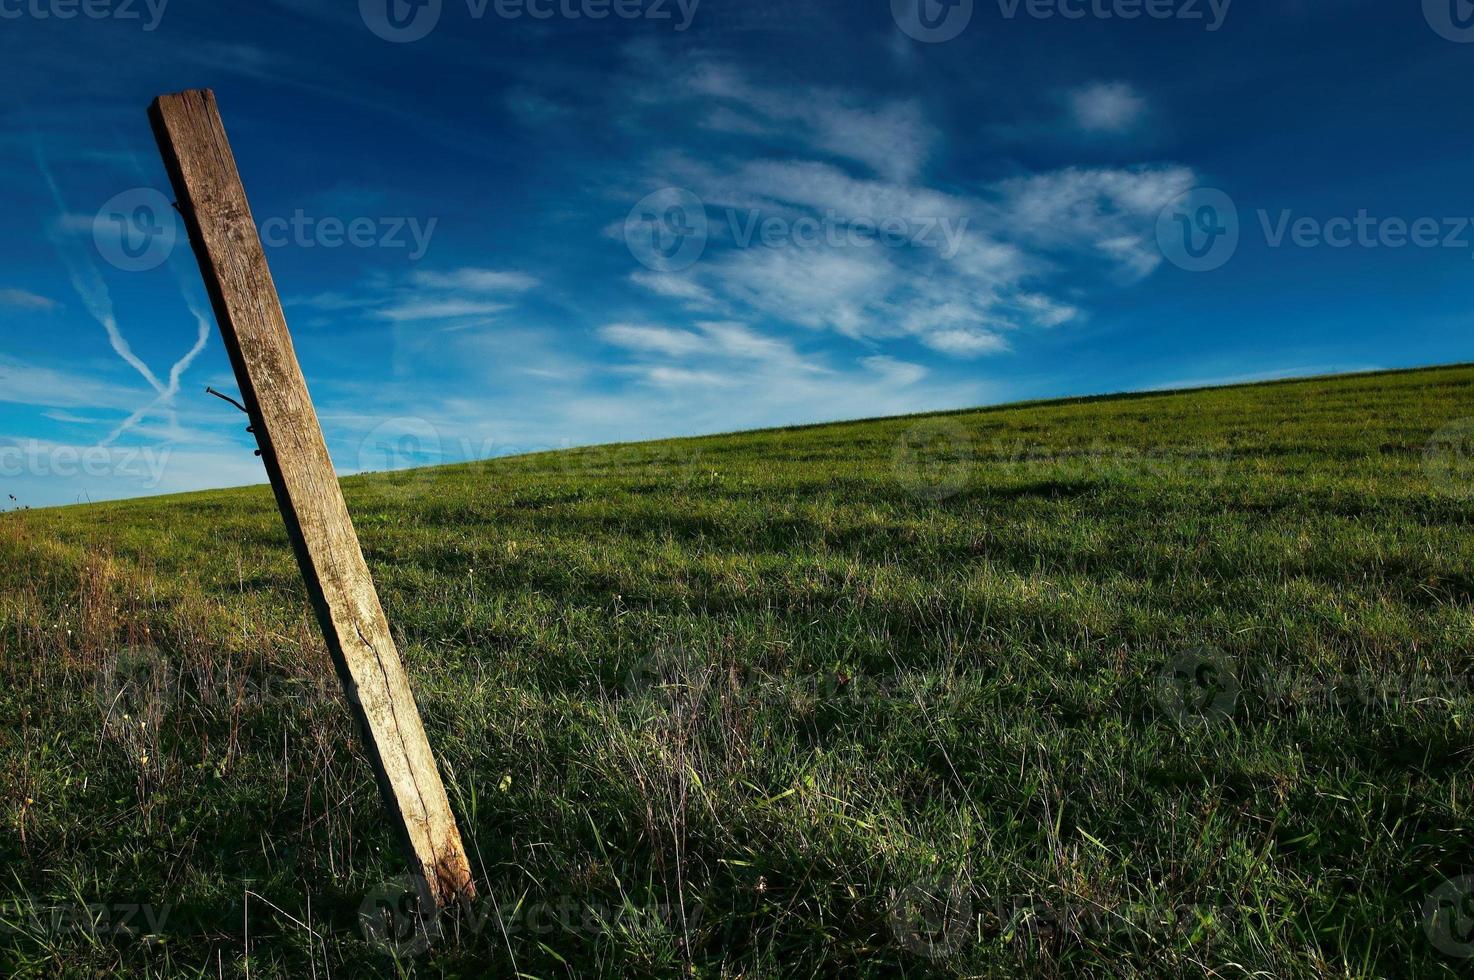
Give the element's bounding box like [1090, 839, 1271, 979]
[149, 89, 475, 907]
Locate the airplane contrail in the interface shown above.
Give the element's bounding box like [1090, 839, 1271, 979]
[34, 140, 212, 446]
[34, 144, 168, 398]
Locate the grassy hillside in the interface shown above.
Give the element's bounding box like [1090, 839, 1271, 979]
[2, 365, 1473, 978]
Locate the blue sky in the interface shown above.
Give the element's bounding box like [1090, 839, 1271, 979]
[3, 0, 1474, 507]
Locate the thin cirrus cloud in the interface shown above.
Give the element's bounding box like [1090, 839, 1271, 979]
[613, 58, 1188, 361]
[595, 316, 950, 417]
[0, 288, 58, 310]
[681, 60, 938, 185]
[599, 320, 824, 374]
[289, 266, 541, 323]
[0, 355, 151, 412]
[599, 322, 711, 357]
[410, 268, 539, 292]
[375, 299, 513, 322]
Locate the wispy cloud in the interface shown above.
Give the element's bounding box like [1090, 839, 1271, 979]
[600, 323, 710, 357]
[0, 288, 58, 311]
[376, 299, 512, 322]
[616, 61, 1191, 360]
[0, 355, 150, 412]
[295, 266, 540, 326]
[32, 143, 210, 445]
[678, 60, 937, 184]
[411, 268, 539, 292]
[1069, 82, 1148, 134]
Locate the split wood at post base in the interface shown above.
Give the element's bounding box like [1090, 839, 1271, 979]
[148, 88, 475, 908]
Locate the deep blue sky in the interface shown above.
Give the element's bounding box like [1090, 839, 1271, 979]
[3, 0, 1474, 506]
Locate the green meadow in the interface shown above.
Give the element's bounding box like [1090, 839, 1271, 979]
[2, 364, 1473, 978]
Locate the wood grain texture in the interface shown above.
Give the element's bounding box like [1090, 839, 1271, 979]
[149, 89, 474, 907]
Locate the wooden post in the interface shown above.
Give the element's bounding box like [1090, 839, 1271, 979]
[149, 89, 475, 907]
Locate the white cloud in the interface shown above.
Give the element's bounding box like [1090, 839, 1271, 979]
[995, 165, 1195, 281]
[615, 57, 1193, 366]
[411, 268, 539, 292]
[684, 62, 936, 183]
[0, 288, 57, 310]
[600, 320, 822, 375]
[600, 323, 708, 357]
[639, 366, 740, 387]
[697, 320, 815, 369]
[704, 245, 899, 339]
[1015, 292, 1079, 328]
[629, 270, 718, 306]
[921, 328, 1010, 358]
[638, 150, 1173, 348]
[291, 267, 538, 326]
[375, 299, 511, 321]
[862, 355, 927, 386]
[1070, 82, 1147, 134]
[0, 355, 150, 411]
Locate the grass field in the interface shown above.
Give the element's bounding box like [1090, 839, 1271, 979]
[2, 364, 1473, 978]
